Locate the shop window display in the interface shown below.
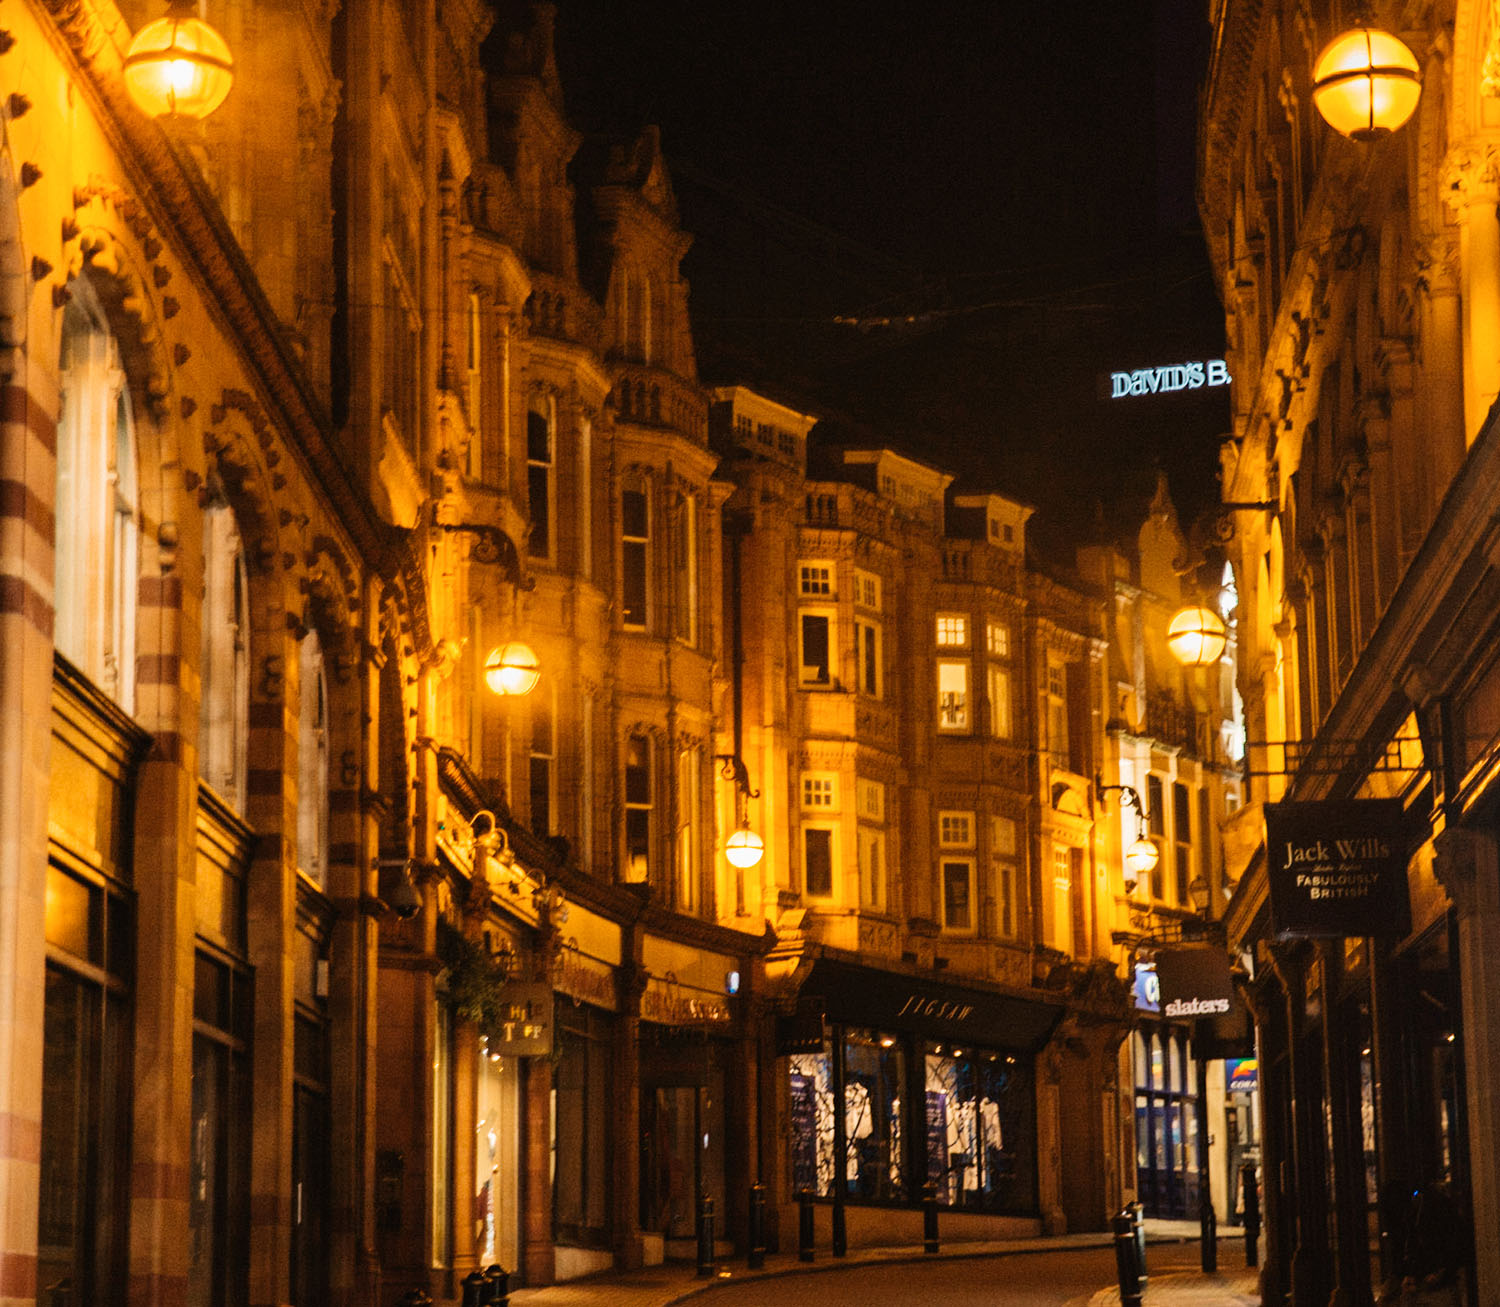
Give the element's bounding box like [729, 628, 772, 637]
[923, 1043, 1034, 1214]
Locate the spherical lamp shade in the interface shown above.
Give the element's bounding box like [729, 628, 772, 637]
[1311, 28, 1420, 141]
[1124, 837, 1160, 886]
[724, 824, 765, 869]
[123, 8, 234, 119]
[483, 641, 540, 697]
[1167, 605, 1228, 668]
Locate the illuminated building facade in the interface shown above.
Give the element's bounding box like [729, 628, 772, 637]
[1201, 0, 1500, 1300]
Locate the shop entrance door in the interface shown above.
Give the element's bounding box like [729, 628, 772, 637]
[640, 1074, 725, 1250]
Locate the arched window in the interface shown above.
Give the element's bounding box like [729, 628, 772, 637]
[55, 281, 140, 710]
[297, 629, 329, 887]
[199, 499, 250, 811]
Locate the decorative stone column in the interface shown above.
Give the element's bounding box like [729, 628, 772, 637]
[1434, 825, 1500, 1302]
[1442, 145, 1500, 445]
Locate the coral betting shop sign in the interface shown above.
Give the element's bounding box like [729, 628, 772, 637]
[1107, 359, 1231, 398]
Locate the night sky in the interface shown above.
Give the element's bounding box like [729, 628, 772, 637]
[551, 0, 1230, 562]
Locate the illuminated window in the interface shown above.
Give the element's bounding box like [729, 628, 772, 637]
[466, 292, 483, 467]
[857, 779, 885, 822]
[936, 614, 969, 647]
[937, 660, 970, 731]
[199, 499, 249, 811]
[858, 827, 886, 911]
[855, 570, 882, 610]
[941, 858, 976, 932]
[992, 817, 1018, 938]
[939, 811, 974, 848]
[987, 664, 1012, 739]
[296, 629, 329, 886]
[677, 746, 700, 913]
[802, 775, 837, 809]
[986, 621, 1010, 657]
[799, 562, 834, 597]
[624, 733, 652, 883]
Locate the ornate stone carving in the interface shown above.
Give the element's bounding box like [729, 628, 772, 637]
[1443, 143, 1500, 211]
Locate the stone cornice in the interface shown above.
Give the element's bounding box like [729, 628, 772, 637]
[36, 0, 398, 580]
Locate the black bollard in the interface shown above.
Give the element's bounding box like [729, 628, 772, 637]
[483, 1263, 509, 1307]
[1241, 1161, 1261, 1269]
[832, 1185, 847, 1258]
[922, 1182, 939, 1255]
[460, 1271, 486, 1307]
[1112, 1209, 1144, 1307]
[696, 1193, 716, 1277]
[1131, 1202, 1148, 1295]
[797, 1186, 815, 1262]
[748, 1182, 766, 1270]
[1200, 1189, 1218, 1274]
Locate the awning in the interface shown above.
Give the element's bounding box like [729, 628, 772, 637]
[792, 958, 1065, 1052]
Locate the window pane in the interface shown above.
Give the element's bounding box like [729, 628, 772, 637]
[943, 861, 972, 929]
[804, 828, 833, 897]
[622, 489, 648, 539]
[622, 541, 646, 625]
[801, 615, 830, 684]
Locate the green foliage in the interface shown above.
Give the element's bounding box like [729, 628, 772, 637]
[436, 920, 510, 1038]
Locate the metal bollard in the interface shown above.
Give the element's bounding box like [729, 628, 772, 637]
[922, 1182, 939, 1255]
[460, 1271, 486, 1307]
[483, 1263, 510, 1307]
[1112, 1209, 1144, 1307]
[747, 1182, 766, 1270]
[797, 1186, 815, 1262]
[696, 1193, 716, 1277]
[1200, 1189, 1218, 1274]
[1131, 1202, 1148, 1292]
[1241, 1161, 1261, 1269]
[832, 1185, 847, 1258]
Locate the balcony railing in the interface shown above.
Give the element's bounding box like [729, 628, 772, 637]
[611, 363, 708, 445]
[524, 271, 604, 352]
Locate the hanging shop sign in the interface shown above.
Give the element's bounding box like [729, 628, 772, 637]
[1226, 1057, 1259, 1093]
[1264, 798, 1411, 938]
[1132, 962, 1160, 1014]
[489, 981, 553, 1057]
[1153, 946, 1235, 1019]
[1104, 359, 1231, 399]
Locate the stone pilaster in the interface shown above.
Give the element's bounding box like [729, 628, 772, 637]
[1434, 825, 1500, 1302]
[1442, 145, 1500, 444]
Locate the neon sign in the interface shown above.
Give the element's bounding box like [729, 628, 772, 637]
[1109, 359, 1231, 399]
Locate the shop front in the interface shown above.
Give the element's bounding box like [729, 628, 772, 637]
[779, 957, 1063, 1239]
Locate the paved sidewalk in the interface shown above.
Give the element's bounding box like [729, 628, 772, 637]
[508, 1222, 1255, 1307]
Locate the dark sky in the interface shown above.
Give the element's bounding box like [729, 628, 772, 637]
[551, 0, 1230, 560]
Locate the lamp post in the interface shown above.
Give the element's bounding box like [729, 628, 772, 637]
[483, 641, 540, 697]
[1098, 778, 1160, 894]
[1311, 25, 1421, 141]
[123, 0, 234, 118]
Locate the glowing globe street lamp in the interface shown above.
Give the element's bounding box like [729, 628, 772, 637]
[1124, 836, 1160, 892]
[724, 822, 765, 870]
[1167, 605, 1228, 668]
[123, 0, 235, 119]
[484, 641, 540, 697]
[1311, 26, 1420, 141]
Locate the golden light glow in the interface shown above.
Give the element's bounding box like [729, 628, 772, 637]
[724, 824, 765, 869]
[1167, 605, 1228, 668]
[483, 641, 539, 696]
[123, 9, 234, 119]
[1124, 837, 1160, 885]
[1311, 28, 1420, 140]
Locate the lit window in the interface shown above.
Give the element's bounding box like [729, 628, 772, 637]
[936, 614, 969, 647]
[986, 621, 1010, 657]
[987, 664, 1012, 739]
[466, 292, 483, 464]
[941, 859, 975, 932]
[677, 746, 700, 913]
[802, 775, 837, 809]
[622, 483, 650, 629]
[937, 660, 970, 731]
[799, 562, 834, 597]
[857, 779, 885, 822]
[624, 733, 652, 883]
[800, 612, 835, 687]
[855, 570, 882, 610]
[992, 816, 1018, 939]
[56, 281, 140, 710]
[939, 811, 974, 847]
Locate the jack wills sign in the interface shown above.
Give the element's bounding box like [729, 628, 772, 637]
[1265, 798, 1410, 938]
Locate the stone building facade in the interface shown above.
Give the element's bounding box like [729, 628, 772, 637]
[0, 4, 1245, 1307]
[1200, 0, 1500, 1301]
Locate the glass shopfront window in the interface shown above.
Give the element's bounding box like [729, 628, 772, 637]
[39, 863, 133, 1307]
[843, 1029, 904, 1200]
[553, 1005, 613, 1246]
[1133, 1026, 1199, 1218]
[475, 1045, 521, 1272]
[923, 1043, 1035, 1214]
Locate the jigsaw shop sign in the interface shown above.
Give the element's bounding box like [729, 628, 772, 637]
[1265, 799, 1411, 939]
[1106, 359, 1231, 399]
